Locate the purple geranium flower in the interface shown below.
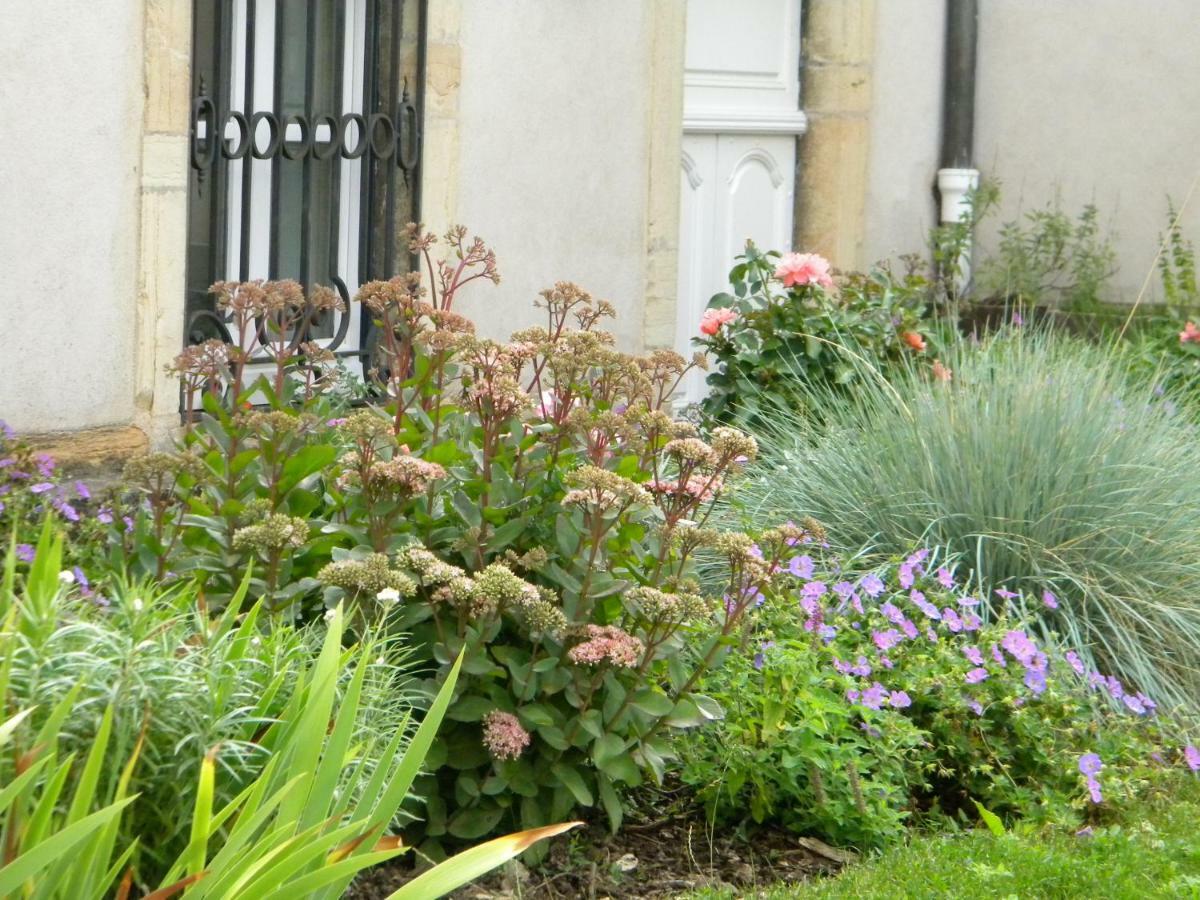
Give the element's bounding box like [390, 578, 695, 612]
[872, 629, 902, 652]
[1064, 650, 1085, 676]
[994, 587, 1018, 600]
[1086, 777, 1103, 804]
[30, 482, 54, 494]
[1024, 669, 1047, 695]
[15, 544, 34, 563]
[96, 508, 114, 525]
[1042, 589, 1058, 610]
[860, 573, 885, 597]
[1185, 745, 1200, 772]
[965, 667, 989, 684]
[881, 601, 905, 624]
[962, 613, 982, 632]
[787, 555, 815, 579]
[910, 590, 941, 619]
[1079, 753, 1103, 776]
[898, 564, 915, 589]
[1105, 676, 1125, 700]
[963, 646, 984, 666]
[899, 618, 919, 640]
[889, 690, 912, 709]
[860, 682, 889, 710]
[1001, 630, 1038, 666]
[942, 608, 963, 632]
[937, 567, 954, 589]
[1123, 694, 1147, 715]
[965, 697, 984, 715]
[802, 581, 827, 600]
[851, 656, 872, 677]
[957, 595, 980, 607]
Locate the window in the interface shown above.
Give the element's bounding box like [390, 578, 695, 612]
[185, 0, 425, 378]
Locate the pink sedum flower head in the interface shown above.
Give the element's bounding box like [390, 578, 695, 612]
[568, 624, 644, 668]
[774, 252, 834, 290]
[699, 307, 738, 336]
[482, 710, 531, 761]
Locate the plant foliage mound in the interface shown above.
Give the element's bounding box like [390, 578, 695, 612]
[680, 548, 1189, 849]
[734, 330, 1200, 709]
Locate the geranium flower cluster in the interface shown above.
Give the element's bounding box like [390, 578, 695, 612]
[0, 423, 89, 523]
[749, 547, 1200, 813]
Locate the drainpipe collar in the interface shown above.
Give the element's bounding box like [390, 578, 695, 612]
[936, 167, 980, 225]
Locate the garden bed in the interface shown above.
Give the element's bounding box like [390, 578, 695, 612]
[349, 811, 839, 899]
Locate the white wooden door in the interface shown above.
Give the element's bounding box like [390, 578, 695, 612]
[675, 0, 806, 404]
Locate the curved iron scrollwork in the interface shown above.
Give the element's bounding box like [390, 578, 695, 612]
[189, 98, 420, 171]
[182, 0, 426, 413]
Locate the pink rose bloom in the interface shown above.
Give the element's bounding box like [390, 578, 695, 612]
[699, 307, 738, 336]
[1180, 322, 1200, 344]
[774, 252, 834, 290]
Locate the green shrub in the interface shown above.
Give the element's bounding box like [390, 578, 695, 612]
[732, 329, 1200, 710]
[694, 242, 938, 426]
[975, 194, 1117, 313]
[680, 548, 1182, 849]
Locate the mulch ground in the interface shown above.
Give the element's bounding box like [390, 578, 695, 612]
[348, 808, 847, 899]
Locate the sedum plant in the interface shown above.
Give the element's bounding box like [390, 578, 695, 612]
[138, 226, 804, 845]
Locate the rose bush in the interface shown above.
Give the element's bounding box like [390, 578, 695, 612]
[694, 242, 941, 426]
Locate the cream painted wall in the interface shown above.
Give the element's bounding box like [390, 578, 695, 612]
[862, 0, 943, 266]
[0, 0, 145, 432]
[973, 0, 1200, 303]
[863, 0, 1200, 303]
[440, 0, 685, 351]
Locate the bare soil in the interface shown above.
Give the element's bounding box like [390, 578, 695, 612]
[348, 810, 844, 899]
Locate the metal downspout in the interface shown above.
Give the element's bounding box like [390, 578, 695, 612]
[937, 0, 981, 285]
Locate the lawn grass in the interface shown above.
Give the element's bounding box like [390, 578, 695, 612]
[691, 777, 1200, 899]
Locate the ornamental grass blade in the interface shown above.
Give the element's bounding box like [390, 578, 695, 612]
[258, 848, 409, 900]
[0, 708, 35, 750]
[0, 797, 135, 897]
[301, 646, 367, 832]
[142, 870, 209, 900]
[184, 744, 219, 877]
[371, 650, 464, 826]
[386, 822, 583, 900]
[972, 799, 1007, 837]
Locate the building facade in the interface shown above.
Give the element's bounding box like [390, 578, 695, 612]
[2, 0, 1197, 460]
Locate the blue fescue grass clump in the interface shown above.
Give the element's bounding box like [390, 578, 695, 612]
[731, 329, 1200, 710]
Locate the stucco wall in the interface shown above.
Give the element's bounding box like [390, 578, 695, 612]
[0, 0, 145, 432]
[973, 0, 1200, 302]
[434, 0, 685, 351]
[864, 0, 1200, 303]
[862, 0, 944, 267]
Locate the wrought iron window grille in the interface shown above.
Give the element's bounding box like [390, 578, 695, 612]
[183, 0, 425, 408]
